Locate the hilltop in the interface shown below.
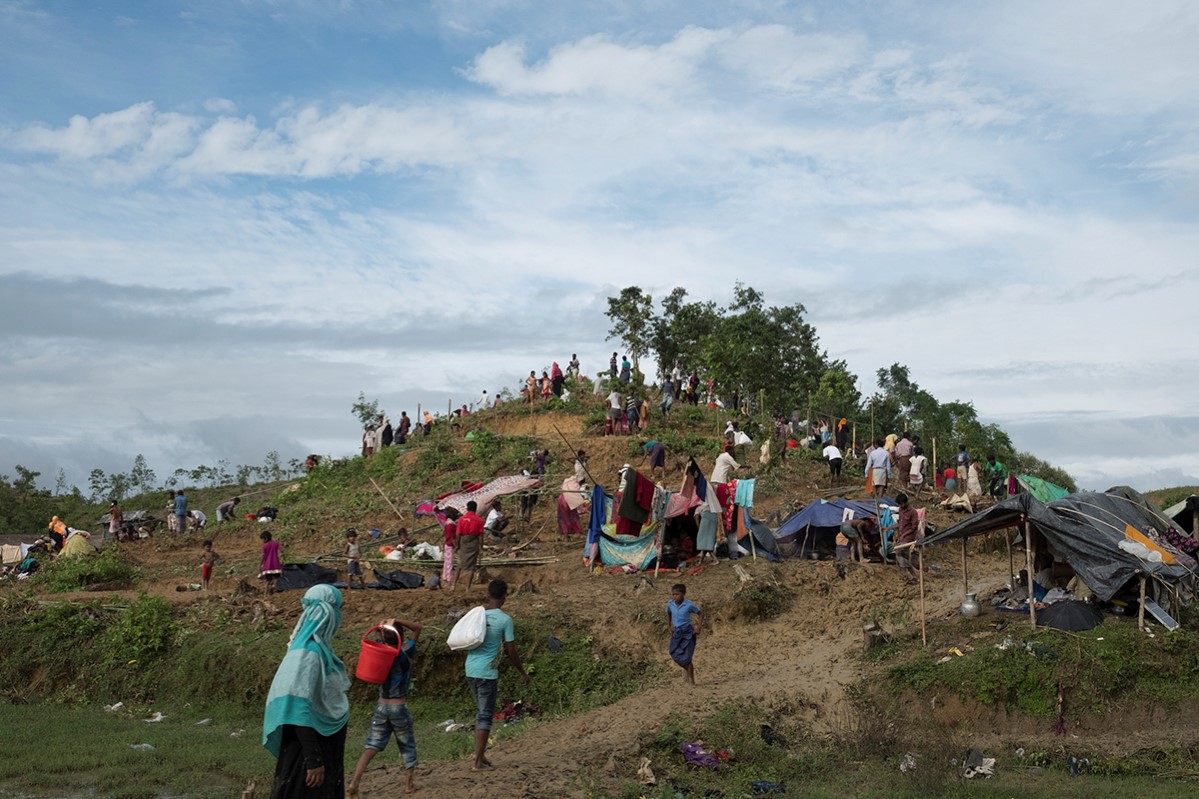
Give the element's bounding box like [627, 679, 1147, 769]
[2, 393, 1198, 799]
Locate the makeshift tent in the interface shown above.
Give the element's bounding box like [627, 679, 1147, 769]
[921, 489, 1196, 602]
[437, 475, 542, 516]
[736, 519, 780, 561]
[774, 498, 892, 556]
[1160, 495, 1199, 535]
[598, 518, 662, 570]
[1016, 475, 1069, 504]
[274, 563, 338, 591]
[59, 531, 97, 558]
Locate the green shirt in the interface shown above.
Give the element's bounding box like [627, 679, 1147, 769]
[985, 460, 1006, 478]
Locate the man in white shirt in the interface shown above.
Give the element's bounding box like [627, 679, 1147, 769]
[822, 442, 843, 485]
[606, 388, 623, 435]
[484, 500, 508, 541]
[711, 446, 740, 484]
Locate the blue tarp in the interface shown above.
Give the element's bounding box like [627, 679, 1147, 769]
[775, 498, 893, 543]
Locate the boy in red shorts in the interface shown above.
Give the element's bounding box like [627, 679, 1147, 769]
[199, 540, 219, 590]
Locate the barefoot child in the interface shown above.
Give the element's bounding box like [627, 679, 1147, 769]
[344, 530, 365, 589]
[667, 583, 703, 685]
[199, 540, 219, 590]
[259, 531, 282, 594]
[348, 618, 422, 796]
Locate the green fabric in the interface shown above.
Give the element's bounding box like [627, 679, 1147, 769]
[985, 460, 1006, 478]
[1017, 474, 1070, 504]
[262, 584, 350, 758]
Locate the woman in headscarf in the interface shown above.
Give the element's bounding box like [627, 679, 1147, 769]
[263, 584, 350, 799]
[551, 362, 565, 396]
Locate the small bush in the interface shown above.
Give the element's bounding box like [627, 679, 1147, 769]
[40, 547, 139, 592]
[731, 581, 793, 621]
[98, 594, 177, 671]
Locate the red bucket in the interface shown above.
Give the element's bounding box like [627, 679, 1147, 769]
[355, 625, 400, 684]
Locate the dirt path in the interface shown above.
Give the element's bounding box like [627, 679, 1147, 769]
[352, 555, 951, 799]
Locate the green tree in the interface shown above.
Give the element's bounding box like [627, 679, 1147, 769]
[262, 451, 285, 482]
[649, 287, 718, 373]
[605, 286, 654, 372]
[351, 392, 383, 427]
[701, 284, 828, 412]
[130, 454, 156, 493]
[809, 360, 863, 421]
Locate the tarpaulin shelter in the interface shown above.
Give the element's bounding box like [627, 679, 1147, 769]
[774, 498, 892, 556]
[1015, 475, 1070, 504]
[920, 488, 1197, 631]
[1160, 495, 1199, 535]
[436, 475, 542, 516]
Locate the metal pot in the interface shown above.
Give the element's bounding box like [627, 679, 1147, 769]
[960, 592, 981, 618]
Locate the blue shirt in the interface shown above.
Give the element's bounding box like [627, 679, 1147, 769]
[174, 494, 188, 516]
[667, 599, 700, 630]
[464, 608, 514, 681]
[379, 639, 416, 700]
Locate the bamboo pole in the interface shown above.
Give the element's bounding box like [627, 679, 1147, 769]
[1138, 574, 1147, 632]
[918, 545, 927, 646]
[369, 478, 405, 520]
[1006, 531, 1014, 589]
[1024, 517, 1036, 629]
[747, 508, 757, 561]
[932, 437, 937, 488]
[961, 538, 968, 598]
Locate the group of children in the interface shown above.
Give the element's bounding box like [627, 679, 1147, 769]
[194, 530, 284, 593]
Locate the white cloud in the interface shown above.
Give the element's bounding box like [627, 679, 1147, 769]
[464, 26, 725, 98]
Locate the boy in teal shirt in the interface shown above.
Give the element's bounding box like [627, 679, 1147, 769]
[464, 580, 529, 771]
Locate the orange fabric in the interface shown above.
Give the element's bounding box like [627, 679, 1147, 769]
[1124, 524, 1178, 564]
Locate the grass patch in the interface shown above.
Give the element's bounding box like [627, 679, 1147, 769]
[886, 617, 1199, 716]
[38, 546, 139, 592]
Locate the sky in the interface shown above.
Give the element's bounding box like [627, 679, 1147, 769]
[1, 0, 1197, 495]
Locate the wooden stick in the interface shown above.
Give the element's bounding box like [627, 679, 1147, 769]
[370, 478, 405, 519]
[1025, 517, 1036, 630]
[1138, 574, 1147, 632]
[918, 545, 927, 646]
[961, 538, 969, 598]
[1006, 531, 1014, 589]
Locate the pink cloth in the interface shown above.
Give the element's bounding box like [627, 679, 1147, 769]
[438, 475, 542, 516]
[442, 544, 454, 584]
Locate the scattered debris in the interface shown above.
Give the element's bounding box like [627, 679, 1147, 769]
[961, 747, 995, 779]
[144, 711, 166, 723]
[230, 729, 245, 737]
[241, 778, 257, 799]
[196, 718, 213, 726]
[104, 702, 124, 713]
[752, 780, 786, 794]
[546, 634, 563, 654]
[1066, 755, 1090, 776]
[129, 743, 155, 751]
[637, 756, 656, 785]
[733, 564, 753, 584]
[899, 753, 917, 772]
[759, 724, 778, 746]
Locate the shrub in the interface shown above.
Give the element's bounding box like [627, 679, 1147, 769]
[40, 547, 139, 593]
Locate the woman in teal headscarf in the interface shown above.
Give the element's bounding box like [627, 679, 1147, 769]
[263, 584, 350, 798]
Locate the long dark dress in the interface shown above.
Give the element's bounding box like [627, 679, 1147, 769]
[270, 723, 347, 799]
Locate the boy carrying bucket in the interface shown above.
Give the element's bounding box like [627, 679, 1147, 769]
[349, 618, 422, 796]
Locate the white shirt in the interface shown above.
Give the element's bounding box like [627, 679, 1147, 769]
[910, 454, 927, 476]
[608, 391, 622, 409]
[485, 508, 504, 530]
[190, 510, 207, 526]
[711, 452, 740, 484]
[823, 444, 842, 461]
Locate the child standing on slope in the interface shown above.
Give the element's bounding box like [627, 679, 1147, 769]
[259, 531, 282, 594]
[344, 530, 365, 589]
[348, 618, 422, 797]
[199, 540, 219, 590]
[667, 583, 703, 685]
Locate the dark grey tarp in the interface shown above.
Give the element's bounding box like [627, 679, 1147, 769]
[275, 563, 338, 591]
[920, 489, 1195, 602]
[1162, 495, 1199, 534]
[373, 569, 425, 589]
